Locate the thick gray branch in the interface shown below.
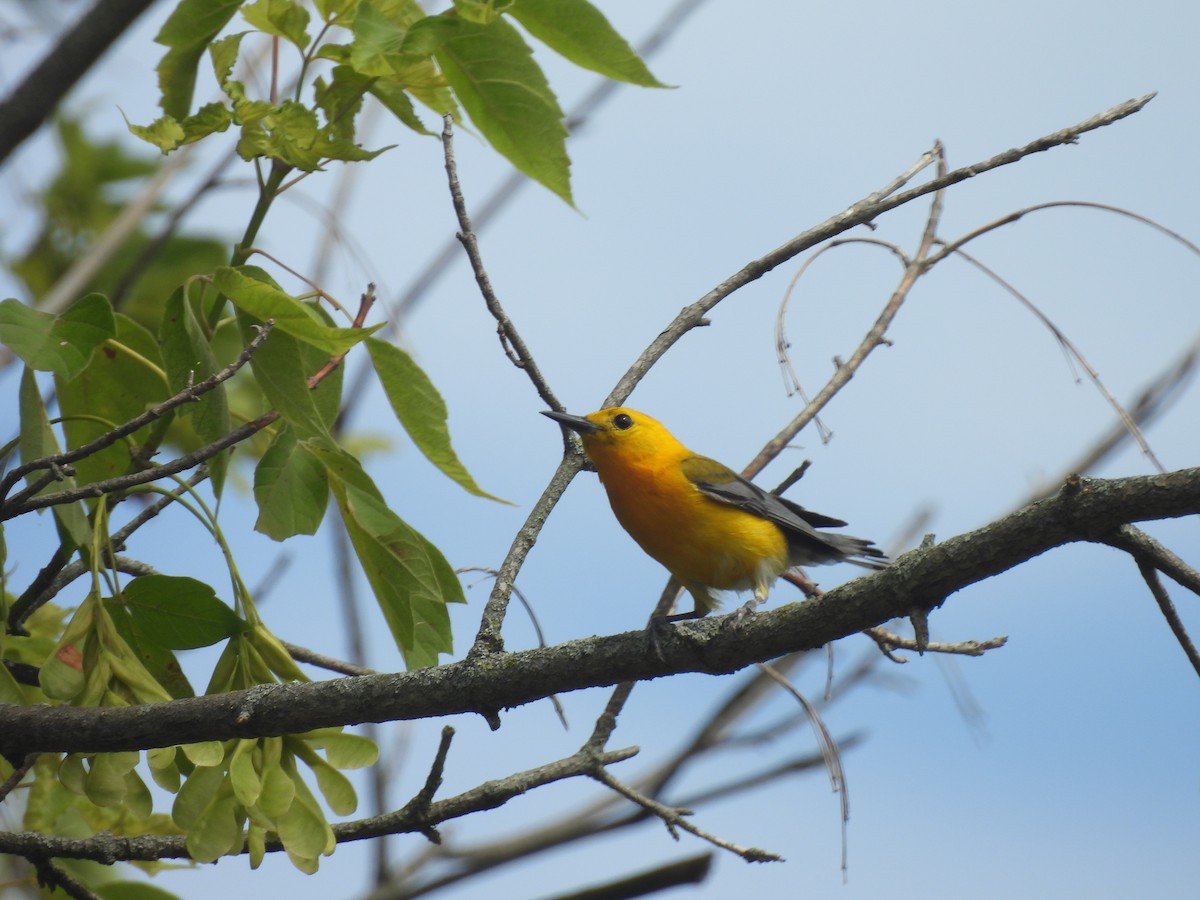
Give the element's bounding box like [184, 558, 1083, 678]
[1, 467, 1196, 760]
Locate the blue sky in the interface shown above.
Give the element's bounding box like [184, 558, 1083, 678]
[2, 1, 1198, 898]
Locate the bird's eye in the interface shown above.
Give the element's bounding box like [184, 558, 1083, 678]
[613, 413, 634, 430]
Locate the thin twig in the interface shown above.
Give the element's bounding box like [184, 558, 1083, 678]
[0, 321, 274, 504]
[282, 641, 378, 677]
[1132, 558, 1200, 679]
[440, 115, 561, 412]
[0, 753, 36, 803]
[590, 767, 782, 863]
[863, 626, 1009, 661]
[947, 247, 1165, 472]
[0, 411, 279, 521]
[756, 662, 849, 876]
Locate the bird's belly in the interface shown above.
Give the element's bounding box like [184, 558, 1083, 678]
[604, 476, 788, 591]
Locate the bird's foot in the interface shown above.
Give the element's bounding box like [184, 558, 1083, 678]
[727, 597, 763, 629]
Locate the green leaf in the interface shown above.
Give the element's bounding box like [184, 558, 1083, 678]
[172, 763, 225, 828]
[124, 767, 154, 819]
[254, 427, 330, 539]
[242, 0, 312, 50]
[159, 288, 231, 496]
[210, 32, 249, 86]
[230, 739, 262, 806]
[510, 0, 669, 87]
[308, 731, 379, 769]
[0, 661, 24, 705]
[155, 0, 246, 119]
[309, 759, 357, 815]
[350, 0, 408, 77]
[366, 337, 508, 502]
[187, 788, 241, 862]
[275, 767, 334, 858]
[18, 368, 91, 551]
[259, 757, 296, 818]
[56, 313, 169, 489]
[0, 294, 115, 378]
[85, 753, 130, 807]
[126, 114, 186, 152]
[123, 575, 244, 650]
[304, 440, 461, 669]
[367, 79, 433, 134]
[106, 599, 196, 700]
[435, 15, 571, 202]
[180, 740, 227, 767]
[215, 267, 380, 356]
[451, 0, 514, 25]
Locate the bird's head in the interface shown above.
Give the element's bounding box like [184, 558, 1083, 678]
[541, 407, 683, 466]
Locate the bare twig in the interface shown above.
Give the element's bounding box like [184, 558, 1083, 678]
[440, 116, 561, 412]
[0, 0, 158, 165]
[0, 753, 36, 802]
[29, 856, 100, 900]
[590, 767, 782, 863]
[947, 247, 1165, 472]
[0, 410, 279, 521]
[1026, 334, 1200, 503]
[1, 321, 272, 503]
[863, 627, 1009, 661]
[756, 662, 849, 875]
[1130, 558, 1200, 680]
[282, 641, 378, 677]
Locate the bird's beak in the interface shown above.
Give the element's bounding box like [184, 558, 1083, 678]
[541, 410, 603, 434]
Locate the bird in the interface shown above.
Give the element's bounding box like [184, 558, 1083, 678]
[543, 407, 887, 619]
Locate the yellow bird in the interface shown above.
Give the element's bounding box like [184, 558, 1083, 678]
[543, 407, 887, 617]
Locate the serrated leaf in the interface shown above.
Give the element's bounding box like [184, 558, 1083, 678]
[215, 266, 380, 355]
[159, 288, 231, 497]
[254, 426, 330, 539]
[304, 440, 460, 669]
[435, 15, 571, 202]
[123, 575, 243, 650]
[350, 0, 408, 77]
[367, 79, 433, 134]
[0, 294, 115, 378]
[126, 114, 187, 152]
[155, 0, 246, 119]
[242, 0, 312, 50]
[510, 0, 669, 87]
[210, 32, 249, 86]
[367, 336, 508, 502]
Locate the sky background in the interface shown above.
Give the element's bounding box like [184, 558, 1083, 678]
[2, 0, 1198, 898]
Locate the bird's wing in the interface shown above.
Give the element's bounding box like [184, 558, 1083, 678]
[681, 454, 887, 568]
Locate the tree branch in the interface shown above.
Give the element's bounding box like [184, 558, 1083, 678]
[0, 0, 158, 165]
[1, 468, 1195, 759]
